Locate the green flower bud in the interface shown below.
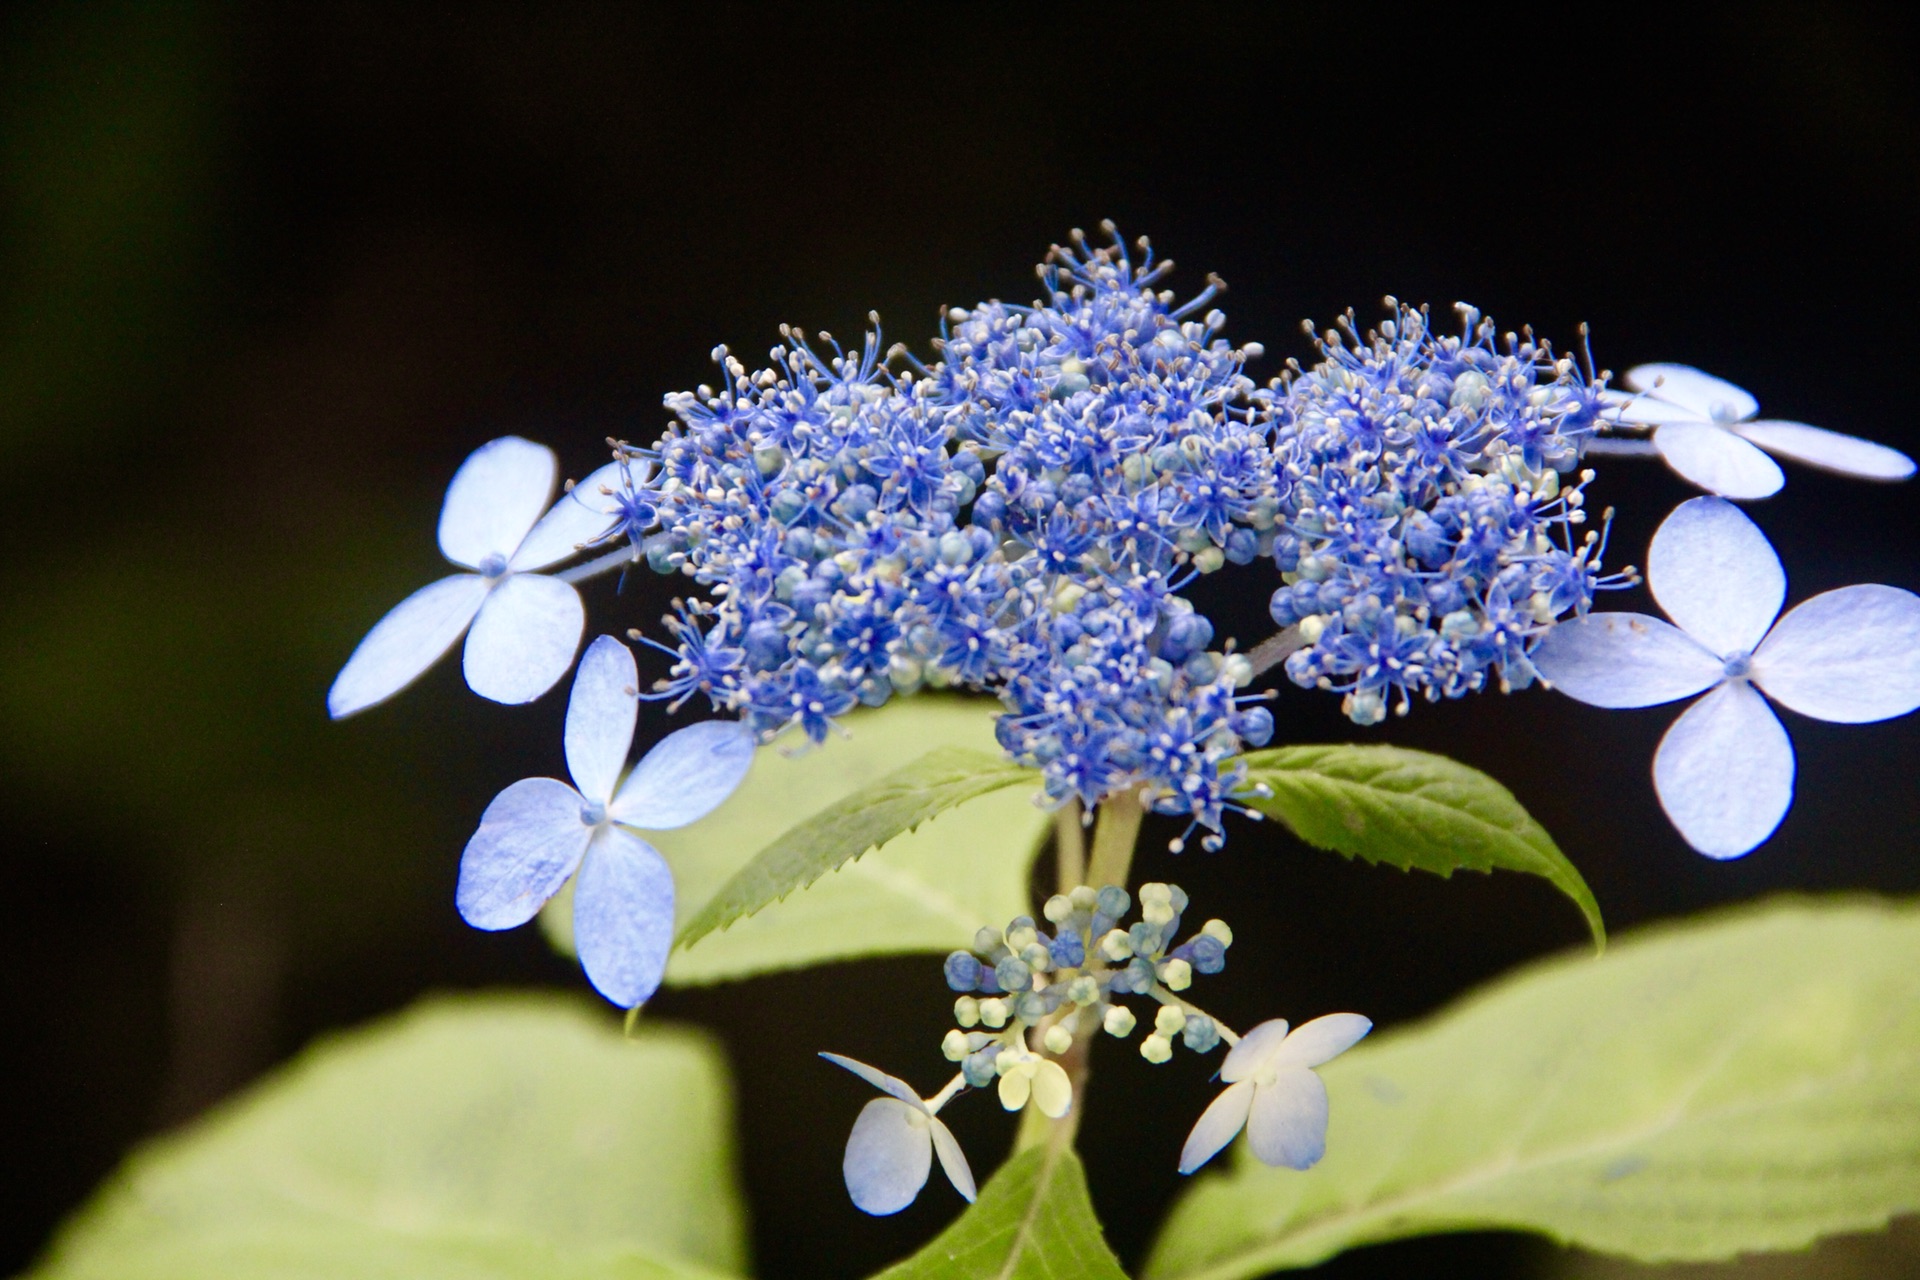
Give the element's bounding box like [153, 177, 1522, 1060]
[1139, 1033, 1173, 1064]
[1103, 1006, 1137, 1038]
[1154, 1004, 1188, 1036]
[954, 996, 980, 1028]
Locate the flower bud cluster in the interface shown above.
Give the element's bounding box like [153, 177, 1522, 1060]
[943, 882, 1231, 1089]
[1259, 303, 1633, 721]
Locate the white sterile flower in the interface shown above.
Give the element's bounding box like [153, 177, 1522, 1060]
[820, 1053, 976, 1216]
[329, 437, 623, 717]
[1179, 1014, 1372, 1175]
[455, 635, 755, 1006]
[996, 1046, 1073, 1118]
[1533, 497, 1920, 859]
[1602, 362, 1914, 500]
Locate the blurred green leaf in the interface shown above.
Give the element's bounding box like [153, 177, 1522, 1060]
[27, 994, 748, 1280]
[543, 698, 1052, 985]
[1145, 897, 1920, 1279]
[869, 1145, 1127, 1280]
[1241, 744, 1604, 948]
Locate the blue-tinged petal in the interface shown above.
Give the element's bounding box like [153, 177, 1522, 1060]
[510, 459, 644, 572]
[437, 436, 557, 570]
[573, 828, 675, 1008]
[1178, 1080, 1254, 1175]
[1753, 585, 1920, 724]
[819, 1054, 927, 1110]
[843, 1098, 932, 1216]
[1532, 613, 1723, 708]
[463, 572, 584, 704]
[929, 1119, 976, 1203]
[607, 719, 756, 830]
[1732, 420, 1918, 482]
[1245, 1068, 1330, 1171]
[1652, 422, 1783, 500]
[1626, 363, 1758, 423]
[1271, 1013, 1372, 1071]
[1600, 393, 1698, 427]
[565, 636, 639, 804]
[456, 777, 592, 929]
[1649, 497, 1785, 656]
[1219, 1019, 1290, 1083]
[1652, 681, 1794, 859]
[328, 574, 489, 718]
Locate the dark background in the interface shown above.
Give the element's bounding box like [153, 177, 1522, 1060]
[2, 4, 1916, 1277]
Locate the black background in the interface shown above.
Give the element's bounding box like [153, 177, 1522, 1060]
[2, 4, 1916, 1277]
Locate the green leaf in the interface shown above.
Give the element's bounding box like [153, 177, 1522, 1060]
[541, 698, 1050, 985]
[1240, 744, 1604, 949]
[870, 1145, 1128, 1280]
[27, 994, 747, 1280]
[1145, 896, 1920, 1280]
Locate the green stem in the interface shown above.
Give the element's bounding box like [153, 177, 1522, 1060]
[1054, 800, 1086, 894]
[1085, 789, 1144, 891]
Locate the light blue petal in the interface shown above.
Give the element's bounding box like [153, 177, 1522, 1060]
[462, 572, 584, 705]
[1733, 420, 1917, 482]
[1754, 585, 1920, 724]
[929, 1119, 976, 1203]
[1532, 613, 1723, 708]
[1652, 681, 1794, 860]
[566, 636, 639, 804]
[511, 459, 644, 572]
[1178, 1080, 1254, 1175]
[1219, 1019, 1290, 1083]
[1246, 1068, 1330, 1171]
[1600, 393, 1697, 427]
[843, 1097, 932, 1216]
[1652, 422, 1783, 500]
[608, 719, 756, 830]
[1649, 497, 1785, 656]
[1271, 1013, 1373, 1071]
[437, 436, 556, 570]
[819, 1053, 926, 1110]
[456, 777, 593, 930]
[573, 828, 675, 1008]
[328, 574, 489, 718]
[1626, 363, 1758, 423]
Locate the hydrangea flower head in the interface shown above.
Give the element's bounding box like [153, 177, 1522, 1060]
[820, 1053, 976, 1216]
[455, 634, 756, 1005]
[1178, 1013, 1372, 1174]
[1532, 497, 1920, 857]
[1602, 363, 1915, 499]
[329, 436, 602, 716]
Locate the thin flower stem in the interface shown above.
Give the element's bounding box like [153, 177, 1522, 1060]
[925, 1071, 968, 1115]
[553, 546, 637, 584]
[1085, 790, 1144, 892]
[1149, 987, 1242, 1046]
[1054, 800, 1086, 893]
[1582, 437, 1659, 456]
[1247, 624, 1305, 677]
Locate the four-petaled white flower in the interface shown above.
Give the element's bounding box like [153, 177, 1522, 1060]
[1179, 1013, 1371, 1175]
[1602, 362, 1914, 500]
[329, 437, 640, 718]
[995, 1046, 1074, 1118]
[1533, 497, 1920, 858]
[455, 634, 756, 1007]
[821, 1053, 976, 1216]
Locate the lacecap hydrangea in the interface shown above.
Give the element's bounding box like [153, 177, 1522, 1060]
[627, 226, 1626, 846]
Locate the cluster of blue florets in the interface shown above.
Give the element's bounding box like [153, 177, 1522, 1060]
[1261, 305, 1627, 722]
[617, 226, 1627, 838]
[941, 883, 1232, 1084]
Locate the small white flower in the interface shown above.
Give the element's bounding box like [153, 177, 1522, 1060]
[1533, 497, 1920, 858]
[995, 1046, 1073, 1118]
[820, 1053, 976, 1216]
[1178, 1013, 1372, 1175]
[455, 635, 755, 1007]
[329, 439, 646, 717]
[1602, 362, 1914, 499]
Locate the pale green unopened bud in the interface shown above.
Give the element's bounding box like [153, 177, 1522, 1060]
[942, 1029, 971, 1062]
[1067, 975, 1100, 1005]
[1298, 614, 1328, 644]
[1160, 958, 1194, 991]
[1069, 885, 1099, 911]
[954, 996, 980, 1028]
[1192, 546, 1226, 574]
[1103, 1006, 1137, 1037]
[1222, 654, 1253, 688]
[1100, 930, 1133, 962]
[1006, 924, 1039, 952]
[1043, 894, 1073, 924]
[1022, 942, 1053, 973]
[1202, 919, 1233, 947]
[979, 998, 1010, 1029]
[1154, 1004, 1188, 1036]
[1140, 1033, 1173, 1064]
[1043, 1024, 1073, 1055]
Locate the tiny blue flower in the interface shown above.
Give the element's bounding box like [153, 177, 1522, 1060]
[455, 634, 756, 1006]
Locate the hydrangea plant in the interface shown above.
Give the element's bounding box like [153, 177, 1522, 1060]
[306, 226, 1920, 1274]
